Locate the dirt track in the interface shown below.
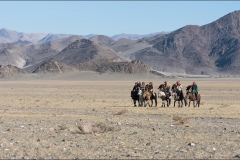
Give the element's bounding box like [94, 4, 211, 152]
[0, 76, 239, 159]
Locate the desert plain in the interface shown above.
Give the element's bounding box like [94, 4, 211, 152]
[0, 72, 239, 159]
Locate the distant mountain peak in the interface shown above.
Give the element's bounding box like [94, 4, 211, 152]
[111, 32, 169, 40]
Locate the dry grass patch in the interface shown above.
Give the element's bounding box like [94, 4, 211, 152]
[173, 115, 189, 125]
[58, 124, 67, 130]
[220, 103, 230, 108]
[209, 107, 214, 110]
[77, 122, 118, 134]
[115, 108, 128, 115]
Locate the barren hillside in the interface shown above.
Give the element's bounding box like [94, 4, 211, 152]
[52, 39, 126, 65]
[128, 10, 240, 75]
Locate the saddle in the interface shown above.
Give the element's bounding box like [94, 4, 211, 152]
[188, 91, 198, 100]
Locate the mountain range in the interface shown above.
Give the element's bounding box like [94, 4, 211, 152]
[0, 10, 240, 77]
[0, 28, 164, 45]
[127, 10, 240, 75]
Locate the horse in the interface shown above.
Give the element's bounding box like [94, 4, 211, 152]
[173, 90, 187, 107]
[157, 84, 171, 107]
[143, 91, 157, 107]
[158, 90, 171, 107]
[131, 88, 143, 107]
[185, 91, 201, 107]
[171, 83, 177, 99]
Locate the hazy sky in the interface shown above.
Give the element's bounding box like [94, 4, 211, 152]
[1, 1, 240, 36]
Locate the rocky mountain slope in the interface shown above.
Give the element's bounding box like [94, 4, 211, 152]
[127, 10, 240, 75]
[30, 59, 153, 75]
[52, 39, 127, 65]
[74, 59, 151, 74]
[0, 35, 83, 69]
[33, 60, 76, 73]
[0, 65, 27, 78]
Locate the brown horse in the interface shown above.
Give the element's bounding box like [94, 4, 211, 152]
[185, 91, 201, 107]
[143, 91, 157, 107]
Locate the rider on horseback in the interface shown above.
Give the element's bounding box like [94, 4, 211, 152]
[141, 82, 146, 92]
[148, 82, 153, 95]
[176, 81, 182, 98]
[163, 81, 170, 92]
[131, 82, 138, 97]
[192, 82, 198, 100]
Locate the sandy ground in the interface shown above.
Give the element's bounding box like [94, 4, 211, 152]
[0, 72, 239, 159]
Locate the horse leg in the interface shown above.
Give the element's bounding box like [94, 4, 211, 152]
[155, 97, 157, 107]
[144, 99, 147, 107]
[184, 98, 187, 107]
[146, 100, 149, 107]
[142, 98, 146, 107]
[134, 100, 137, 107]
[139, 96, 143, 107]
[188, 101, 190, 107]
[174, 100, 176, 107]
[145, 100, 150, 107]
[178, 101, 180, 108]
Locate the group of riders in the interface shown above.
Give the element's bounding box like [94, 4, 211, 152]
[131, 80, 199, 101]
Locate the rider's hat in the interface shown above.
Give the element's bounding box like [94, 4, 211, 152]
[193, 82, 197, 85]
[177, 81, 181, 85]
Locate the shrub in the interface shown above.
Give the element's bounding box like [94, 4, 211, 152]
[173, 115, 189, 125]
[77, 122, 118, 134]
[115, 109, 128, 115]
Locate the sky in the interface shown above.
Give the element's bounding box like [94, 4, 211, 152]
[1, 1, 240, 36]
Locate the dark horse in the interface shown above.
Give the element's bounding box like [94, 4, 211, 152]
[131, 88, 144, 107]
[173, 90, 187, 107]
[171, 83, 177, 99]
[185, 85, 201, 107]
[171, 84, 187, 107]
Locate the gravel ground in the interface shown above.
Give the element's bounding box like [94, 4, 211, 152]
[0, 78, 239, 159]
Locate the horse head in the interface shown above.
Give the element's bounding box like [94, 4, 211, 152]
[158, 84, 164, 90]
[186, 85, 193, 92]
